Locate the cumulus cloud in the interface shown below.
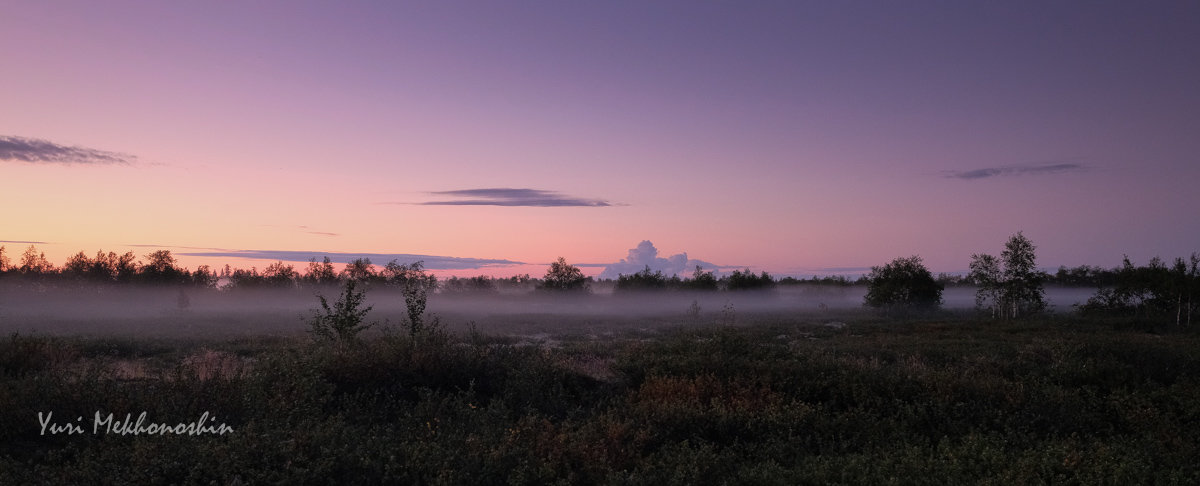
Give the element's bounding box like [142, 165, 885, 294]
[598, 240, 720, 280]
[0, 135, 136, 165]
[175, 249, 523, 270]
[944, 162, 1086, 180]
[412, 188, 613, 207]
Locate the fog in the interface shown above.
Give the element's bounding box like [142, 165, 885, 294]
[0, 283, 1101, 337]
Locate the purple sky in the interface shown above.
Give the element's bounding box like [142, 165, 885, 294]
[2, 1, 1198, 277]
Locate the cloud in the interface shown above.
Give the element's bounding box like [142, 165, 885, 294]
[175, 249, 523, 270]
[598, 240, 720, 280]
[0, 240, 51, 245]
[259, 224, 341, 237]
[412, 188, 614, 207]
[944, 163, 1086, 180]
[814, 266, 873, 273]
[127, 244, 226, 251]
[0, 135, 136, 165]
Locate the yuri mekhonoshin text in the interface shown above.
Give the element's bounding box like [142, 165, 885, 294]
[38, 411, 234, 436]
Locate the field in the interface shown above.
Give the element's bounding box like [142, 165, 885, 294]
[2, 298, 1198, 484]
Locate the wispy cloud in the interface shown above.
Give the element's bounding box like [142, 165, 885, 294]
[126, 244, 226, 250]
[944, 163, 1086, 180]
[0, 135, 136, 165]
[814, 266, 873, 273]
[260, 224, 340, 237]
[0, 240, 51, 245]
[407, 188, 615, 207]
[175, 249, 523, 270]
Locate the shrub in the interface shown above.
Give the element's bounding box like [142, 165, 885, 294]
[864, 255, 943, 315]
[307, 279, 375, 342]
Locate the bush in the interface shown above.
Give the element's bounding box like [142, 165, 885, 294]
[307, 279, 375, 342]
[864, 256, 943, 315]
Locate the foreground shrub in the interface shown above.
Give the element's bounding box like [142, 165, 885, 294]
[307, 279, 374, 342]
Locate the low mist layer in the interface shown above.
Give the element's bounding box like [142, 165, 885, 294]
[0, 284, 1097, 337]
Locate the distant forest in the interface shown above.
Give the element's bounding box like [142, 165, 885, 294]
[1, 244, 1196, 326]
[0, 244, 1180, 290]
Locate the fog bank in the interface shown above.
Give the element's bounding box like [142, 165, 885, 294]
[0, 284, 1098, 337]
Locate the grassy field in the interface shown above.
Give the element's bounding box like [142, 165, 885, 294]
[2, 312, 1198, 484]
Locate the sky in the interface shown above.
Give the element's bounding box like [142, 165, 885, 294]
[2, 1, 1198, 278]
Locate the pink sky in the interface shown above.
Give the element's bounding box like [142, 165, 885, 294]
[3, 2, 1198, 278]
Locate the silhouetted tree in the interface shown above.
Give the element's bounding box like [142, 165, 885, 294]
[1168, 255, 1199, 326]
[191, 265, 218, 289]
[18, 245, 54, 275]
[382, 260, 438, 292]
[681, 266, 719, 291]
[864, 256, 943, 315]
[539, 257, 590, 293]
[1050, 265, 1118, 287]
[441, 276, 499, 295]
[1001, 232, 1046, 317]
[379, 261, 438, 338]
[228, 267, 266, 289]
[138, 250, 188, 284]
[970, 232, 1047, 319]
[304, 257, 339, 287]
[88, 251, 121, 282]
[112, 252, 138, 283]
[0, 246, 9, 273]
[342, 258, 376, 283]
[968, 253, 1003, 319]
[262, 261, 299, 287]
[1081, 254, 1199, 325]
[724, 269, 775, 291]
[62, 251, 94, 282]
[616, 266, 669, 292]
[497, 274, 533, 292]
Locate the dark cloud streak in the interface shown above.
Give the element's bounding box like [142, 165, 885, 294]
[944, 163, 1086, 180]
[412, 188, 613, 207]
[0, 135, 136, 165]
[175, 249, 523, 270]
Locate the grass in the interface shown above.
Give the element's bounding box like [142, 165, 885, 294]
[2, 314, 1199, 484]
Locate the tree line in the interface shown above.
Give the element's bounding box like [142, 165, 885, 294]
[3, 241, 1197, 325]
[0, 247, 786, 294]
[862, 232, 1199, 326]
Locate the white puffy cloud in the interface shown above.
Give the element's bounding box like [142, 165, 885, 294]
[598, 240, 718, 279]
